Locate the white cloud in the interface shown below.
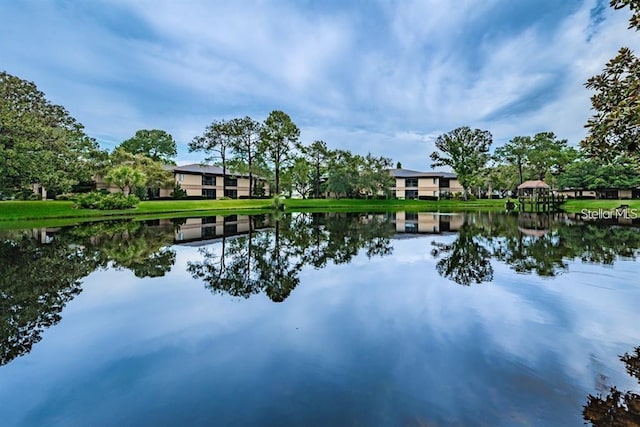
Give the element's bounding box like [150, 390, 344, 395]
[2, 0, 640, 167]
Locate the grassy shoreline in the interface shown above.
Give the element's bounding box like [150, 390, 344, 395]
[0, 198, 637, 230]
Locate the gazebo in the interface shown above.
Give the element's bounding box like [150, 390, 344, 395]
[517, 180, 562, 212]
[517, 180, 550, 199]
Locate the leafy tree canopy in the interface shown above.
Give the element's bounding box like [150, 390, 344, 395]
[260, 110, 300, 194]
[430, 126, 492, 194]
[0, 71, 101, 195]
[582, 1, 640, 161]
[119, 129, 177, 165]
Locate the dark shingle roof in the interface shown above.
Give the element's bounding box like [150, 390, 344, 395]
[389, 168, 457, 179]
[169, 163, 249, 177]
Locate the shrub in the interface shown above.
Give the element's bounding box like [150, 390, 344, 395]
[74, 191, 140, 210]
[171, 184, 188, 199]
[220, 196, 233, 200]
[270, 194, 286, 211]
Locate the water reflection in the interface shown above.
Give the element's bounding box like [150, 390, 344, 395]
[2, 211, 640, 367]
[187, 212, 395, 302]
[583, 346, 640, 425]
[428, 212, 640, 285]
[0, 220, 176, 366]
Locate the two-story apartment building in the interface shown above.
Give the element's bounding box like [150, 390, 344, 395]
[393, 211, 464, 234]
[389, 168, 464, 199]
[168, 164, 267, 199]
[97, 163, 268, 199]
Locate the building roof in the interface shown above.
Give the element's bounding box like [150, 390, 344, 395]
[169, 163, 249, 177]
[389, 168, 457, 179]
[517, 180, 550, 189]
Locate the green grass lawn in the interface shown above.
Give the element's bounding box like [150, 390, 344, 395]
[0, 198, 635, 230]
[562, 199, 640, 213]
[0, 198, 506, 229]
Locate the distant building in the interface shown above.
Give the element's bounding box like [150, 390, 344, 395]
[389, 168, 464, 199]
[96, 163, 269, 199]
[557, 188, 640, 199]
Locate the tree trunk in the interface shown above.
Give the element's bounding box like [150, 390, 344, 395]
[221, 153, 226, 199]
[518, 164, 523, 184]
[248, 149, 253, 197]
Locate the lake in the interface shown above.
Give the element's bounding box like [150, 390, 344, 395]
[1, 211, 639, 426]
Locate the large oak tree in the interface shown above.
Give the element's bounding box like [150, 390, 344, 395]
[430, 126, 492, 196]
[0, 71, 100, 196]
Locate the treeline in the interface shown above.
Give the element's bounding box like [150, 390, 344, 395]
[188, 113, 394, 199]
[429, 127, 640, 198]
[2, 0, 638, 201]
[0, 71, 392, 200]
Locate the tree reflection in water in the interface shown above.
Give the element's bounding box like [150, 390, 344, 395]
[430, 212, 640, 285]
[583, 346, 640, 426]
[0, 220, 176, 366]
[3, 211, 640, 366]
[187, 212, 396, 302]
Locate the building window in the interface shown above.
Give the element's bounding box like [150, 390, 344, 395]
[405, 212, 418, 221]
[202, 189, 216, 199]
[433, 178, 437, 185]
[405, 190, 418, 199]
[202, 175, 215, 186]
[433, 191, 437, 196]
[224, 176, 238, 187]
[178, 173, 184, 182]
[405, 223, 418, 233]
[224, 189, 238, 199]
[224, 223, 238, 235]
[405, 178, 418, 187]
[439, 178, 450, 188]
[202, 216, 217, 224]
[224, 215, 238, 222]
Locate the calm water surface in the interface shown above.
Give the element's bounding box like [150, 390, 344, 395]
[1, 211, 639, 426]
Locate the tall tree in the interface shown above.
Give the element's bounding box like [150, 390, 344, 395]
[325, 149, 359, 198]
[304, 140, 330, 198]
[0, 71, 100, 195]
[227, 116, 262, 197]
[430, 126, 492, 196]
[260, 110, 300, 195]
[527, 132, 575, 182]
[190, 119, 234, 197]
[582, 1, 640, 161]
[119, 129, 177, 164]
[360, 153, 394, 198]
[494, 136, 531, 185]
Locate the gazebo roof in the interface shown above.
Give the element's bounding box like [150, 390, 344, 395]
[517, 180, 550, 189]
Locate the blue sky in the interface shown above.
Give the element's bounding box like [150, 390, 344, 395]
[1, 0, 638, 169]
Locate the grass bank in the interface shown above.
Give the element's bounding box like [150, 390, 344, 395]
[0, 198, 506, 229]
[562, 199, 640, 213]
[2, 198, 634, 230]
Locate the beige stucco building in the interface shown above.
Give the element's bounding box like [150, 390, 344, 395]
[389, 168, 464, 199]
[393, 211, 464, 234]
[558, 188, 637, 199]
[96, 163, 268, 199]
